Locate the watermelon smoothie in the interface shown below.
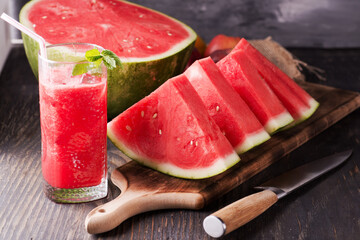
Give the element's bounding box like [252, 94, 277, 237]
[38, 43, 108, 203]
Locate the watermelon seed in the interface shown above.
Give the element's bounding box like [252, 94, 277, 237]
[216, 106, 220, 112]
[126, 125, 132, 131]
[42, 16, 47, 19]
[190, 140, 193, 145]
[195, 141, 198, 146]
[141, 111, 144, 117]
[32, 24, 36, 28]
[128, 50, 132, 53]
[123, 39, 128, 42]
[153, 113, 158, 119]
[62, 17, 66, 20]
[159, 129, 162, 135]
[177, 137, 181, 141]
[147, 45, 152, 49]
[139, 14, 144, 18]
[222, 131, 226, 136]
[135, 38, 139, 41]
[167, 31, 172, 36]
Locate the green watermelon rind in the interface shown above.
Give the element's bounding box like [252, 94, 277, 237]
[263, 110, 294, 134]
[235, 129, 270, 154]
[107, 127, 241, 179]
[300, 98, 320, 121]
[281, 98, 320, 130]
[19, 0, 197, 119]
[106, 43, 194, 119]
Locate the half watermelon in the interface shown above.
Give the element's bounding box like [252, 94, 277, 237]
[184, 57, 270, 154]
[107, 74, 240, 179]
[233, 38, 319, 123]
[20, 0, 197, 119]
[217, 50, 294, 134]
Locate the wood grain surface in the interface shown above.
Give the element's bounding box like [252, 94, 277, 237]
[1, 47, 360, 239]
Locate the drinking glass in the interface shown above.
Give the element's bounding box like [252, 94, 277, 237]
[38, 43, 108, 203]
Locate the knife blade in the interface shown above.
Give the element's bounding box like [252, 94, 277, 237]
[203, 150, 352, 238]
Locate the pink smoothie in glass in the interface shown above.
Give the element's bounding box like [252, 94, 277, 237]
[39, 71, 107, 189]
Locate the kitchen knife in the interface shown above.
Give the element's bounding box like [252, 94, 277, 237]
[203, 150, 352, 238]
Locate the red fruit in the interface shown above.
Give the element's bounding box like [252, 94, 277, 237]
[209, 49, 232, 63]
[185, 48, 202, 69]
[204, 34, 241, 57]
[107, 74, 240, 179]
[195, 36, 207, 56]
[185, 36, 207, 69]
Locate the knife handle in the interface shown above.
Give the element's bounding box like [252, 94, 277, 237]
[203, 190, 278, 238]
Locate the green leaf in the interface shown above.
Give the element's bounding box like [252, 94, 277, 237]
[85, 48, 102, 62]
[101, 49, 116, 58]
[92, 58, 103, 68]
[72, 48, 122, 76]
[72, 62, 91, 76]
[102, 55, 117, 69]
[114, 56, 122, 69]
[101, 49, 122, 69]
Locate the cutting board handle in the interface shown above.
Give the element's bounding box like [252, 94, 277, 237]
[85, 169, 204, 234]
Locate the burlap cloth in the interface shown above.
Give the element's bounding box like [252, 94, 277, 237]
[249, 37, 325, 82]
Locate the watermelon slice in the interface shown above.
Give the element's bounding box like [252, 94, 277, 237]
[184, 57, 270, 154]
[217, 50, 294, 134]
[20, 0, 197, 119]
[107, 74, 240, 179]
[234, 38, 319, 123]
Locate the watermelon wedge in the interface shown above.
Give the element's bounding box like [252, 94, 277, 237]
[233, 38, 319, 123]
[107, 74, 240, 179]
[184, 57, 270, 154]
[20, 0, 197, 119]
[217, 50, 294, 134]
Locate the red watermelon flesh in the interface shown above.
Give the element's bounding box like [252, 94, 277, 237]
[184, 57, 270, 154]
[234, 38, 319, 122]
[107, 74, 240, 179]
[21, 0, 197, 119]
[26, 0, 191, 59]
[217, 50, 294, 134]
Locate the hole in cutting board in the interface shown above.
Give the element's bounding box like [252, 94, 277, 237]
[98, 209, 106, 213]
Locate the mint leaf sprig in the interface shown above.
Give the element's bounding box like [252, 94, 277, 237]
[72, 48, 122, 76]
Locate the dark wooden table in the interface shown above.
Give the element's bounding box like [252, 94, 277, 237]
[0, 46, 359, 239]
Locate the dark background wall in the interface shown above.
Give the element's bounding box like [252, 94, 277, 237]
[10, 0, 360, 48]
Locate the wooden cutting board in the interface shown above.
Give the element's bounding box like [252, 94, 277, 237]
[85, 82, 360, 234]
